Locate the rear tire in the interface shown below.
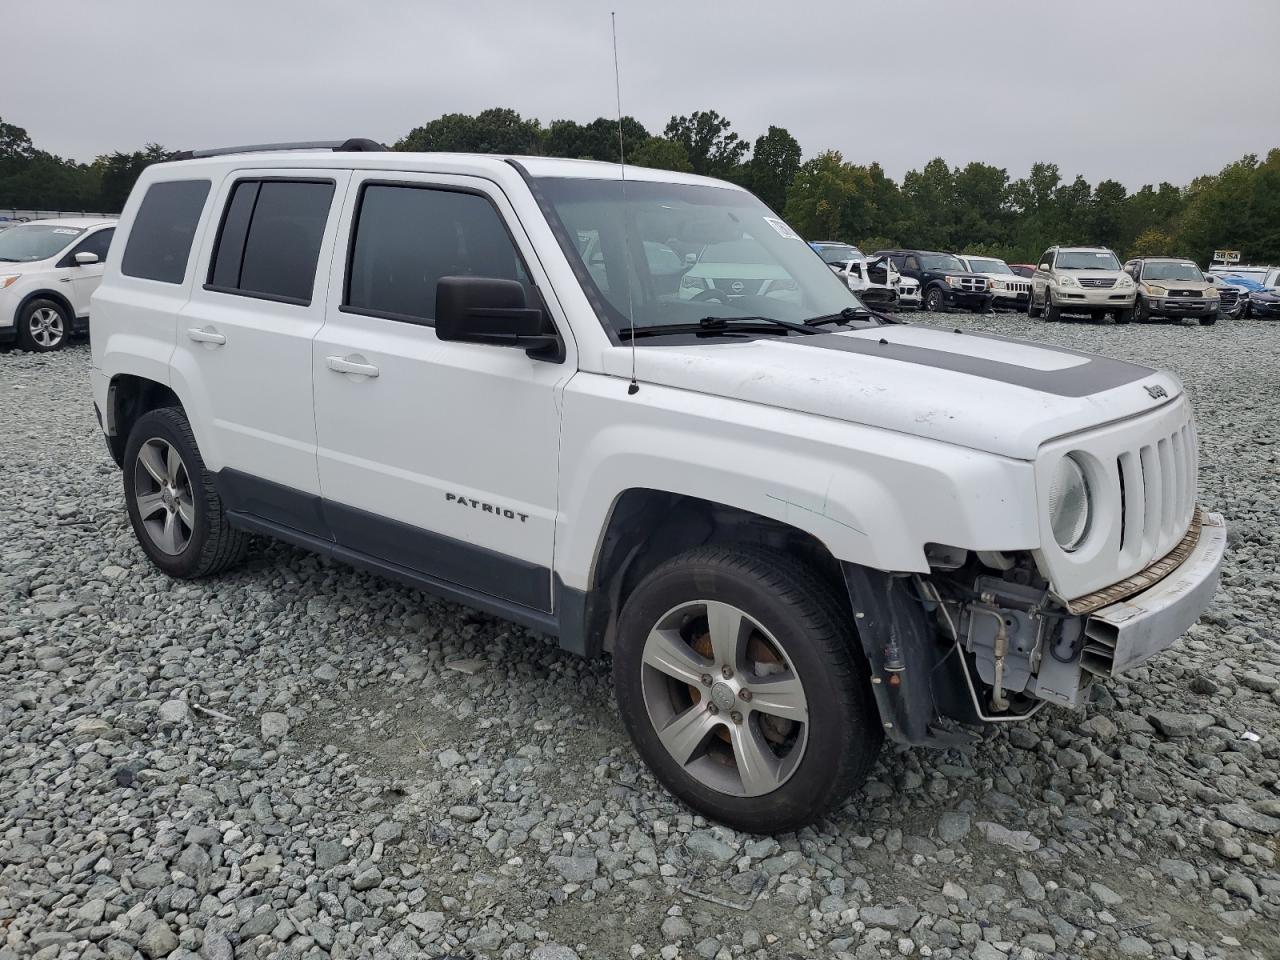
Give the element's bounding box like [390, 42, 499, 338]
[613, 545, 881, 834]
[123, 407, 249, 579]
[16, 299, 69, 352]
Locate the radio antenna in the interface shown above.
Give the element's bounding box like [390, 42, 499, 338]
[612, 11, 639, 395]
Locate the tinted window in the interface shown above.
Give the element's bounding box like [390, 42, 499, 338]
[76, 228, 114, 261]
[122, 180, 210, 283]
[208, 179, 334, 304]
[345, 184, 531, 324]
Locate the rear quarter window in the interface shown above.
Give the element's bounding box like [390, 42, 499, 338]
[121, 180, 211, 284]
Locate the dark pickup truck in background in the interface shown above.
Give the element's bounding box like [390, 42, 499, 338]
[874, 248, 993, 313]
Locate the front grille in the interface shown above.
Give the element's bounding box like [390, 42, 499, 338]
[710, 278, 765, 296]
[1167, 289, 1197, 298]
[953, 277, 987, 292]
[1078, 277, 1117, 289]
[1114, 419, 1199, 575]
[1004, 281, 1031, 294]
[1218, 289, 1239, 307]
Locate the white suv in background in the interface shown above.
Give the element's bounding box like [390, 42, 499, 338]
[90, 143, 1225, 833]
[0, 218, 116, 351]
[957, 254, 1031, 311]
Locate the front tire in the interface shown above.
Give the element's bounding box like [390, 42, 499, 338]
[1199, 314, 1218, 326]
[613, 546, 881, 834]
[1133, 297, 1149, 323]
[1114, 308, 1133, 324]
[1043, 291, 1060, 322]
[123, 407, 249, 579]
[1027, 290, 1043, 318]
[924, 286, 946, 312]
[17, 299, 69, 352]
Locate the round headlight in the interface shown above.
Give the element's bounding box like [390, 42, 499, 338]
[1049, 454, 1092, 551]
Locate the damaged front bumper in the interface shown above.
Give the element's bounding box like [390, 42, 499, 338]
[842, 511, 1227, 748]
[1080, 511, 1226, 678]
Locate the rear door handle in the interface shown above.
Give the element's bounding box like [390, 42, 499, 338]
[326, 355, 379, 378]
[187, 326, 226, 346]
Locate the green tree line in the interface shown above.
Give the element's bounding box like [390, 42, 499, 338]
[3, 110, 1277, 265]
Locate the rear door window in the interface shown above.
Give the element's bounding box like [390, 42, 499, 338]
[121, 180, 211, 283]
[207, 179, 335, 305]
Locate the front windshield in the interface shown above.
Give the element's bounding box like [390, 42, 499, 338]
[813, 243, 864, 264]
[920, 254, 964, 271]
[1141, 261, 1204, 282]
[0, 223, 84, 262]
[965, 257, 1012, 274]
[534, 177, 868, 335]
[1055, 250, 1121, 271]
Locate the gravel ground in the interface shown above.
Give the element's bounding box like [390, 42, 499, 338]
[1, 312, 1278, 960]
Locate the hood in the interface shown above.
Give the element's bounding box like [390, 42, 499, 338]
[603, 325, 1181, 460]
[1143, 279, 1211, 292]
[1250, 288, 1280, 302]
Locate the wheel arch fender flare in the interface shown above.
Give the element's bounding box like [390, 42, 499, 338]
[15, 289, 75, 326]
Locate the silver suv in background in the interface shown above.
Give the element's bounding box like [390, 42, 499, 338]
[1028, 245, 1136, 324]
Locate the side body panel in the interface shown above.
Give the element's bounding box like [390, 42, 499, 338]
[554, 371, 1041, 593]
[310, 170, 578, 610]
[169, 169, 352, 504]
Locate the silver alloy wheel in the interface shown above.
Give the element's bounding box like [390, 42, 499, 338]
[28, 307, 64, 348]
[132, 438, 195, 555]
[639, 600, 809, 797]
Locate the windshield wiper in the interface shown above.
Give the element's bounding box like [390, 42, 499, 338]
[804, 305, 899, 327]
[619, 315, 820, 340]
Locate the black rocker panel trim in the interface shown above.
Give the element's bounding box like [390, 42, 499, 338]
[322, 498, 552, 613]
[216, 468, 332, 540]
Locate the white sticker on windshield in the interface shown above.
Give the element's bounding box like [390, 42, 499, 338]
[1095, 252, 1111, 258]
[763, 217, 800, 240]
[52, 228, 80, 235]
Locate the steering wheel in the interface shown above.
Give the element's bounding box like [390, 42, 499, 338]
[692, 288, 728, 302]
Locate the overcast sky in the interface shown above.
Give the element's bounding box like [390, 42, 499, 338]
[7, 0, 1278, 189]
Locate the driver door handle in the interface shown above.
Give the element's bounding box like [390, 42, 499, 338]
[326, 355, 380, 378]
[187, 326, 226, 346]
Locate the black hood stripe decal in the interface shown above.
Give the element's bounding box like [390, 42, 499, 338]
[791, 332, 1156, 398]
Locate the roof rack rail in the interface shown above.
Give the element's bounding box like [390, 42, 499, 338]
[171, 138, 389, 161]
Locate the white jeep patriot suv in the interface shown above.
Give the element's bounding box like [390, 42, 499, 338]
[91, 141, 1226, 833]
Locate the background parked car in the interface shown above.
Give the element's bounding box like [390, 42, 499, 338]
[1244, 286, 1280, 320]
[0, 217, 116, 351]
[873, 248, 992, 312]
[1028, 245, 1135, 323]
[1123, 257, 1219, 325]
[895, 274, 922, 310]
[1203, 274, 1247, 319]
[956, 254, 1031, 310]
[679, 238, 800, 303]
[1008, 264, 1035, 278]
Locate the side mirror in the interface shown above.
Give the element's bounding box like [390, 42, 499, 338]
[435, 276, 563, 362]
[74, 251, 99, 265]
[1038, 263, 1051, 272]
